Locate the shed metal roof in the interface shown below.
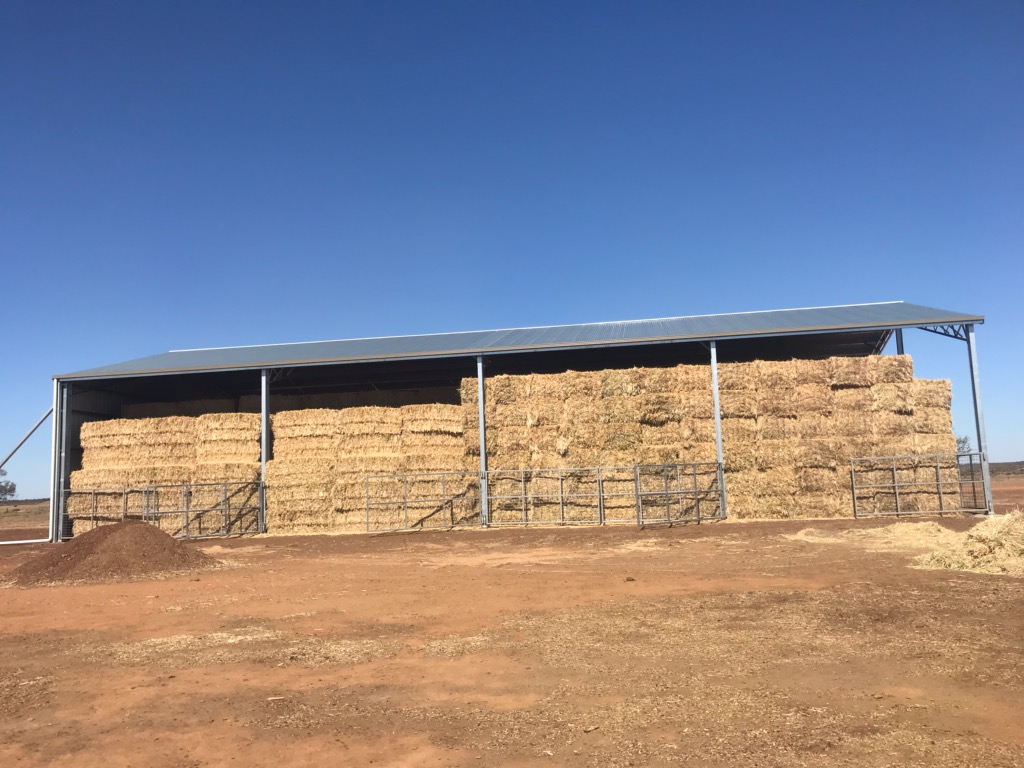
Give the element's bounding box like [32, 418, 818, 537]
[58, 301, 983, 381]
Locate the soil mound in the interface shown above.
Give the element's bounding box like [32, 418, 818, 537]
[7, 522, 219, 586]
[917, 510, 1024, 576]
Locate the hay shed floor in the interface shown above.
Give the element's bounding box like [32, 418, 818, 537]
[1, 517, 1023, 767]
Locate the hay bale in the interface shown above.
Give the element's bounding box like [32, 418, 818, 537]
[828, 357, 873, 388]
[872, 355, 914, 384]
[910, 379, 952, 409]
[793, 359, 831, 386]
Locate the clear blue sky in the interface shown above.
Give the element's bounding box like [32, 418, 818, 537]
[2, 1, 1021, 498]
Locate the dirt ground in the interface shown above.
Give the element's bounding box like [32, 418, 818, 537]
[1, 514, 1023, 767]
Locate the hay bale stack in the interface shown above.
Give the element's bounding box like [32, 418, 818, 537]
[460, 365, 718, 476]
[264, 403, 470, 534]
[69, 413, 262, 534]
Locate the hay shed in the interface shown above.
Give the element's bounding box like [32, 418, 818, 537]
[40, 301, 992, 541]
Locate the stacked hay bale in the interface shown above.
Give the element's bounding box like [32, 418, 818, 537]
[68, 414, 261, 533]
[460, 356, 956, 522]
[460, 367, 718, 523]
[264, 403, 469, 534]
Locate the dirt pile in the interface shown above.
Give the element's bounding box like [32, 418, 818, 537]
[6, 522, 218, 586]
[917, 510, 1024, 576]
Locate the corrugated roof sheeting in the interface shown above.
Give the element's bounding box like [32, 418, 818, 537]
[59, 302, 983, 380]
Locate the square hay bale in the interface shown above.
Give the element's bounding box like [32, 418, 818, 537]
[757, 387, 799, 418]
[872, 354, 914, 384]
[338, 406, 402, 436]
[910, 379, 952, 409]
[676, 364, 713, 392]
[797, 439, 846, 469]
[828, 356, 873, 389]
[872, 383, 914, 415]
[832, 387, 873, 412]
[720, 390, 758, 419]
[599, 395, 642, 425]
[400, 404, 463, 435]
[637, 394, 682, 426]
[797, 467, 845, 494]
[757, 416, 800, 441]
[486, 375, 527, 405]
[793, 359, 831, 386]
[828, 410, 873, 438]
[599, 368, 647, 398]
[873, 412, 916, 437]
[794, 384, 834, 415]
[914, 407, 953, 435]
[600, 422, 643, 454]
[755, 441, 799, 471]
[755, 360, 798, 389]
[796, 413, 828, 440]
[677, 390, 715, 419]
[717, 362, 757, 391]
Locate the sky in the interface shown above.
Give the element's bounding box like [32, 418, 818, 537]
[1, 1, 1022, 499]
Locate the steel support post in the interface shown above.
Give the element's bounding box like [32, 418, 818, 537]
[476, 356, 489, 527]
[965, 325, 994, 514]
[259, 369, 270, 532]
[55, 382, 71, 541]
[709, 341, 728, 518]
[48, 380, 60, 543]
[895, 328, 905, 355]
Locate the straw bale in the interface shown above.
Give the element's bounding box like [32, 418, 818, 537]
[716, 362, 755, 391]
[914, 407, 953, 435]
[70, 468, 131, 490]
[563, 396, 602, 425]
[337, 406, 402, 436]
[872, 355, 914, 384]
[677, 389, 715, 419]
[914, 433, 957, 455]
[758, 387, 799, 418]
[600, 422, 642, 453]
[832, 387, 873, 412]
[598, 396, 640, 425]
[796, 413, 828, 440]
[722, 439, 757, 472]
[828, 357, 873, 389]
[720, 390, 758, 419]
[797, 467, 844, 494]
[873, 412, 916, 437]
[797, 439, 846, 469]
[793, 493, 848, 518]
[872, 383, 914, 415]
[599, 368, 648, 397]
[722, 418, 758, 443]
[755, 441, 799, 471]
[676, 364, 712, 392]
[794, 385, 834, 415]
[486, 375, 527, 405]
[793, 359, 831, 386]
[827, 410, 873, 437]
[756, 360, 798, 389]
[678, 418, 715, 447]
[401, 404, 464, 435]
[910, 379, 952, 409]
[757, 416, 800, 441]
[637, 394, 682, 426]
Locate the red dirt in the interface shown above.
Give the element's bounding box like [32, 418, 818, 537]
[6, 521, 217, 586]
[0, 516, 1022, 767]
